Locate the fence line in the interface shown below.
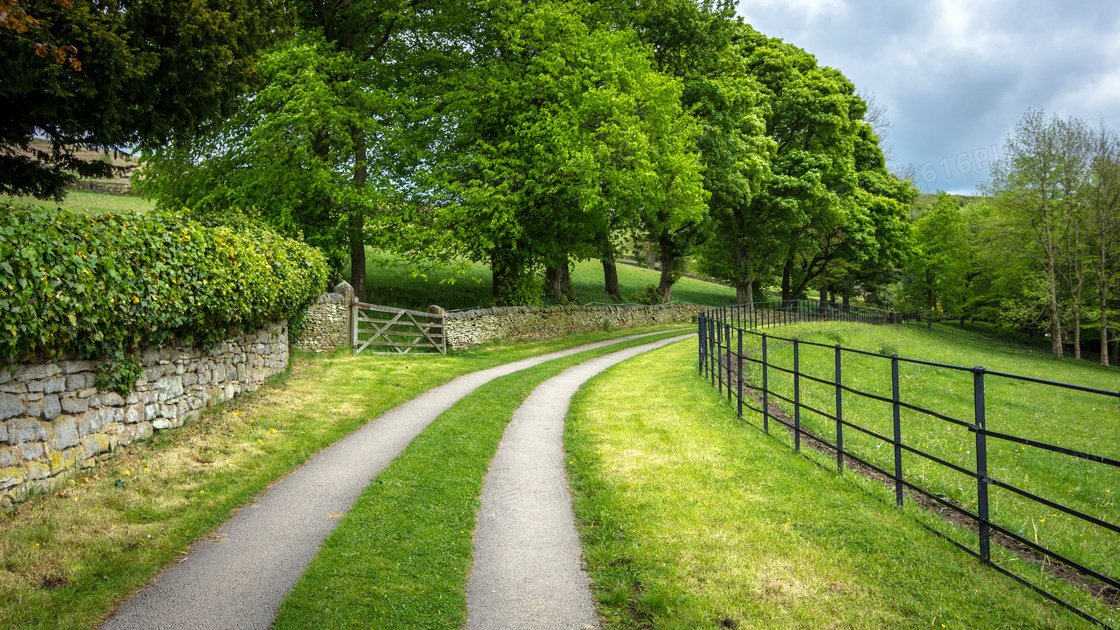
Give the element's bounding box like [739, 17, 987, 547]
[698, 302, 1119, 629]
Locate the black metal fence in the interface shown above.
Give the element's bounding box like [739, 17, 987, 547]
[698, 302, 1120, 628]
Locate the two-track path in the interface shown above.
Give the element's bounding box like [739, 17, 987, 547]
[100, 331, 693, 630]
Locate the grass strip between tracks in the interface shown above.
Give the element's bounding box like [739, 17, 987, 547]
[273, 330, 692, 629]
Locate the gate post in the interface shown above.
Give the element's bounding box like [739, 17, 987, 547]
[428, 305, 447, 354]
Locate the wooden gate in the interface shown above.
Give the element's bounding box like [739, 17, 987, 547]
[351, 302, 446, 355]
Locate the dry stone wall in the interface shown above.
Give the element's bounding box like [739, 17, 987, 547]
[67, 180, 134, 195]
[444, 303, 705, 350]
[0, 322, 288, 507]
[293, 282, 354, 353]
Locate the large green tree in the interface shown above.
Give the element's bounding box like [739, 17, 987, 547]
[1, 0, 293, 199]
[139, 0, 455, 300]
[714, 29, 914, 303]
[413, 0, 707, 305]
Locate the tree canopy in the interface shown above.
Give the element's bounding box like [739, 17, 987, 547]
[1, 0, 294, 199]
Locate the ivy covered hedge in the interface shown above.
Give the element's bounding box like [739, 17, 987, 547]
[0, 203, 329, 377]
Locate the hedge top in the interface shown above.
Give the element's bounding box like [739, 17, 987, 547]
[0, 203, 329, 368]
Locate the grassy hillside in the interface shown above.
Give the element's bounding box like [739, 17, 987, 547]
[1, 191, 153, 215]
[354, 250, 739, 310]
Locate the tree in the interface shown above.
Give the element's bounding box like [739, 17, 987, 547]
[137, 35, 381, 281]
[1085, 123, 1120, 366]
[728, 31, 913, 302]
[1, 0, 293, 199]
[901, 193, 970, 327]
[986, 111, 1091, 358]
[138, 0, 456, 300]
[416, 0, 707, 305]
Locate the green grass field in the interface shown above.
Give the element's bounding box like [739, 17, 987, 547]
[726, 320, 1119, 621]
[566, 339, 1104, 629]
[1, 191, 154, 215]
[352, 250, 739, 311]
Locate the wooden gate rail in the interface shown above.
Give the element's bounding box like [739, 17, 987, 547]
[351, 302, 446, 355]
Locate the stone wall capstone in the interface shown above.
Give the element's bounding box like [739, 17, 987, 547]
[0, 321, 288, 507]
[443, 302, 704, 350]
[294, 281, 354, 353]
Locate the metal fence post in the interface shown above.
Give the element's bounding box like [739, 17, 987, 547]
[762, 334, 770, 434]
[737, 327, 743, 419]
[698, 315, 705, 377]
[835, 345, 844, 474]
[892, 354, 904, 508]
[726, 323, 733, 404]
[717, 319, 723, 395]
[794, 338, 801, 452]
[974, 367, 991, 563]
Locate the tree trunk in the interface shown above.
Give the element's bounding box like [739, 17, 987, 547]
[736, 280, 753, 305]
[658, 255, 675, 302]
[781, 261, 793, 302]
[1047, 265, 1064, 358]
[657, 232, 677, 303]
[842, 292, 850, 307]
[1101, 287, 1111, 367]
[349, 126, 368, 302]
[545, 264, 564, 301]
[602, 259, 621, 301]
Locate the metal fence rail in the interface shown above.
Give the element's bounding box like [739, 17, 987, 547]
[698, 302, 1119, 629]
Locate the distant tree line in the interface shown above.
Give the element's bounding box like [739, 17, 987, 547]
[891, 111, 1120, 365]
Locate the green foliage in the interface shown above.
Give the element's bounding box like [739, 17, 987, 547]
[415, 0, 708, 304]
[631, 285, 666, 305]
[137, 34, 379, 272]
[0, 0, 294, 199]
[0, 203, 328, 377]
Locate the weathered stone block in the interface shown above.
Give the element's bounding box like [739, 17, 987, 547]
[0, 467, 26, 489]
[48, 447, 79, 474]
[156, 375, 184, 401]
[16, 363, 60, 382]
[123, 404, 144, 424]
[80, 434, 111, 459]
[100, 392, 126, 407]
[0, 393, 23, 420]
[42, 376, 65, 394]
[66, 372, 94, 391]
[61, 396, 89, 414]
[41, 395, 61, 420]
[0, 448, 14, 466]
[49, 416, 79, 450]
[18, 442, 44, 461]
[0, 382, 27, 394]
[25, 460, 50, 480]
[8, 417, 47, 443]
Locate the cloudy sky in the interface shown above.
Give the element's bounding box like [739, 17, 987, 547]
[736, 0, 1120, 194]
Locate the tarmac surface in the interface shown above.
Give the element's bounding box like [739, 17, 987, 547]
[99, 330, 692, 630]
